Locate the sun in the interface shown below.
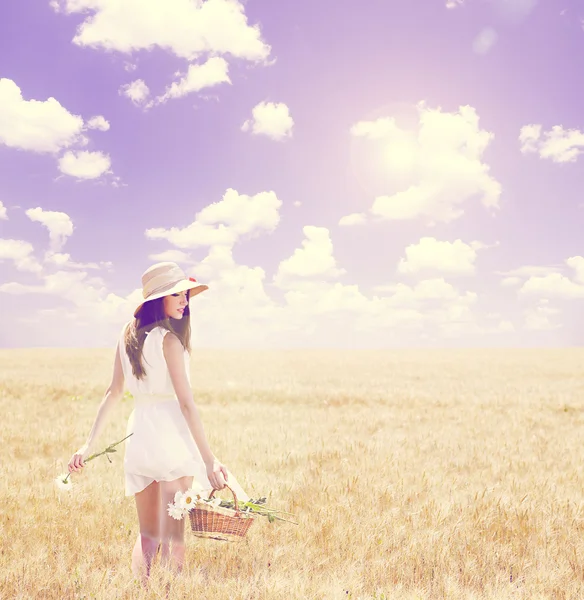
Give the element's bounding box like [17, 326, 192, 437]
[349, 101, 421, 196]
[384, 132, 419, 171]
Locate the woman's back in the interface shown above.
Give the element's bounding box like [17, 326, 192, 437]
[118, 322, 190, 399]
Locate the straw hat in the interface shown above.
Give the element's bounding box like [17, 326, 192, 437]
[134, 262, 208, 317]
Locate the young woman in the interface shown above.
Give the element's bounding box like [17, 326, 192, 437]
[67, 261, 250, 584]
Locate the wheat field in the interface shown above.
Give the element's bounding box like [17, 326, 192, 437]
[2, 347, 584, 599]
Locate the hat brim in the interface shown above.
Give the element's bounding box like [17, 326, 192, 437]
[134, 279, 208, 317]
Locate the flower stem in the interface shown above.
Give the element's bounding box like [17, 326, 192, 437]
[63, 433, 133, 483]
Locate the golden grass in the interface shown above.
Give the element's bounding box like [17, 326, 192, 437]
[2, 348, 584, 599]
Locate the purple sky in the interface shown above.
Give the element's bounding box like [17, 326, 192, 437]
[1, 0, 583, 349]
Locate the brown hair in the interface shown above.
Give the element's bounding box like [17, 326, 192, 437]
[123, 291, 192, 380]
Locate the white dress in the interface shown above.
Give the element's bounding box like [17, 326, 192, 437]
[117, 321, 250, 502]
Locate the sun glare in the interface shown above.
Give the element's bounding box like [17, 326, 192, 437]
[384, 133, 419, 170]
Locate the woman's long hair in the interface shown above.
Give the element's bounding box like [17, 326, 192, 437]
[123, 291, 192, 380]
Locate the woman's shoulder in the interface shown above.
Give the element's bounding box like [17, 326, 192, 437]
[152, 325, 175, 338]
[156, 326, 189, 355]
[152, 326, 184, 351]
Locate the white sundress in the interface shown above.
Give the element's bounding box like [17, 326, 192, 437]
[117, 321, 250, 502]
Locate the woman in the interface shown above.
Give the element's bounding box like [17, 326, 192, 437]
[67, 261, 250, 584]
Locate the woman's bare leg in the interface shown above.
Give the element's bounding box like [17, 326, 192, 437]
[159, 475, 194, 575]
[132, 481, 161, 586]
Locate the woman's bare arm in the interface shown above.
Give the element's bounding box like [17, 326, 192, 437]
[163, 332, 216, 465]
[82, 343, 124, 451]
[69, 342, 125, 472]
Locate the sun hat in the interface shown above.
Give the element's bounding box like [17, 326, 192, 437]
[134, 261, 208, 317]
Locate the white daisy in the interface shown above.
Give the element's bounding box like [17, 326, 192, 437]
[167, 503, 185, 520]
[173, 490, 184, 506]
[179, 489, 199, 511]
[54, 473, 73, 493]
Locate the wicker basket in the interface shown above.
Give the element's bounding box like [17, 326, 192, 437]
[188, 484, 256, 542]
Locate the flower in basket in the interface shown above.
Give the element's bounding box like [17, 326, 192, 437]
[166, 485, 298, 526]
[168, 499, 186, 520]
[168, 483, 207, 520]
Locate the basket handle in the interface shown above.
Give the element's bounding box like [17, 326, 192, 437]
[208, 484, 240, 512]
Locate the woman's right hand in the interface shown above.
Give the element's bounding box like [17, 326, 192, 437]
[206, 457, 228, 490]
[68, 445, 89, 474]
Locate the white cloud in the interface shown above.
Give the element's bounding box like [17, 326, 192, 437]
[1, 270, 102, 300]
[283, 281, 371, 317]
[167, 244, 284, 348]
[0, 201, 7, 220]
[497, 320, 515, 332]
[0, 234, 507, 347]
[44, 252, 112, 270]
[0, 78, 84, 153]
[52, 0, 271, 63]
[520, 273, 584, 299]
[0, 78, 112, 180]
[363, 278, 479, 336]
[501, 276, 521, 287]
[497, 265, 560, 280]
[473, 27, 498, 54]
[518, 124, 541, 153]
[350, 102, 501, 224]
[58, 150, 111, 179]
[520, 124, 584, 163]
[567, 256, 584, 283]
[379, 278, 477, 307]
[119, 79, 150, 106]
[242, 101, 294, 141]
[397, 237, 483, 275]
[86, 115, 110, 131]
[357, 303, 426, 331]
[0, 239, 42, 273]
[10, 258, 472, 346]
[157, 57, 231, 103]
[25, 207, 74, 252]
[524, 300, 560, 331]
[53, 0, 271, 109]
[446, 0, 537, 19]
[509, 257, 584, 300]
[145, 188, 282, 249]
[148, 249, 193, 264]
[338, 213, 366, 226]
[273, 226, 346, 288]
[199, 250, 322, 349]
[0, 269, 142, 326]
[194, 245, 239, 281]
[197, 246, 272, 307]
[350, 117, 400, 140]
